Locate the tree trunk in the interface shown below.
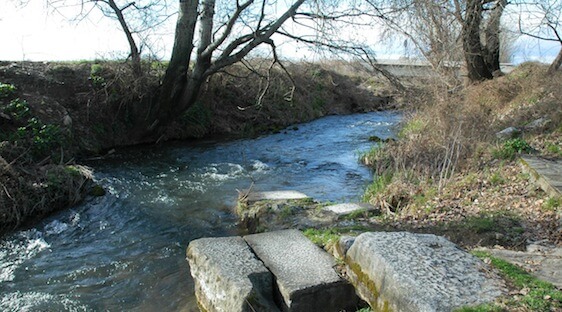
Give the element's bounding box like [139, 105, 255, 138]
[108, 0, 142, 76]
[462, 0, 493, 82]
[483, 0, 507, 74]
[150, 0, 305, 139]
[548, 46, 562, 74]
[153, 0, 200, 132]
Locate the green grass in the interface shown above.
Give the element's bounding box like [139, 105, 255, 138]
[542, 196, 562, 211]
[546, 143, 562, 156]
[363, 173, 393, 202]
[303, 228, 341, 248]
[398, 118, 426, 139]
[459, 251, 562, 312]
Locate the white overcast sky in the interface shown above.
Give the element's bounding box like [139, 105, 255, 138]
[0, 1, 559, 64]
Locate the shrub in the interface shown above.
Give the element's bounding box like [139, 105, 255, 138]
[492, 138, 533, 160]
[0, 82, 16, 99]
[2, 98, 30, 120]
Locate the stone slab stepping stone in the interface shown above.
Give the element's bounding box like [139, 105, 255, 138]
[478, 244, 562, 289]
[520, 155, 562, 197]
[244, 229, 359, 312]
[246, 190, 308, 202]
[187, 236, 279, 312]
[343, 232, 504, 312]
[322, 202, 378, 216]
[520, 156, 562, 227]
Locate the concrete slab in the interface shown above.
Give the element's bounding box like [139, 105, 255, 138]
[520, 156, 562, 228]
[344, 232, 505, 312]
[246, 191, 309, 202]
[244, 229, 359, 312]
[187, 237, 279, 312]
[322, 203, 377, 216]
[520, 155, 562, 197]
[478, 244, 562, 289]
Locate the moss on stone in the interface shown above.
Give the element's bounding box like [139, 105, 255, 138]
[346, 259, 393, 312]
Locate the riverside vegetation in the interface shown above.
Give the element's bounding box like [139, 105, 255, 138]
[2, 59, 561, 311]
[301, 62, 562, 312]
[0, 60, 392, 236]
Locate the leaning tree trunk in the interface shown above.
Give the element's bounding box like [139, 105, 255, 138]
[108, 0, 142, 76]
[462, 0, 494, 82]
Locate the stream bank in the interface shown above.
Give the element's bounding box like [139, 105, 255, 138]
[0, 111, 401, 311]
[0, 60, 396, 236]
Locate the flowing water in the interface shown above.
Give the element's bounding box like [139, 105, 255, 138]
[0, 112, 401, 311]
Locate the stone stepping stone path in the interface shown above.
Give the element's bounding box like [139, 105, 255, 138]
[188, 191, 506, 311]
[478, 242, 562, 289]
[187, 230, 505, 312]
[187, 230, 359, 312]
[322, 202, 378, 217]
[245, 229, 358, 311]
[246, 190, 309, 202]
[342, 232, 505, 312]
[187, 237, 279, 312]
[520, 155, 562, 227]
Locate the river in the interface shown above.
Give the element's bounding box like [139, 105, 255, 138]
[0, 111, 401, 311]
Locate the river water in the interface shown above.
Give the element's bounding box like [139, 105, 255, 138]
[0, 112, 401, 311]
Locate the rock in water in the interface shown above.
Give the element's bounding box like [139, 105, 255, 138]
[187, 236, 279, 312]
[343, 232, 504, 312]
[244, 229, 359, 312]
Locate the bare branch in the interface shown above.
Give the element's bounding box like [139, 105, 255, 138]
[201, 0, 254, 59]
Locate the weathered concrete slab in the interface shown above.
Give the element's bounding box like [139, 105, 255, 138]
[246, 190, 309, 202]
[344, 232, 504, 312]
[244, 229, 359, 312]
[237, 197, 337, 234]
[478, 243, 562, 289]
[520, 156, 562, 228]
[187, 237, 279, 312]
[322, 203, 378, 216]
[520, 155, 562, 197]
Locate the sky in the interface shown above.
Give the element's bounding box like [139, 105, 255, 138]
[0, 1, 559, 64]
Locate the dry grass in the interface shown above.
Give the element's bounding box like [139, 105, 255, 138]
[363, 63, 562, 245]
[168, 60, 391, 139]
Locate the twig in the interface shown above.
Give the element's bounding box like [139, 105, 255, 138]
[236, 181, 255, 202]
[1, 183, 13, 200]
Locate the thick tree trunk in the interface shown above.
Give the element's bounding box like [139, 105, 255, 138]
[153, 0, 200, 132]
[462, 0, 493, 82]
[150, 0, 305, 139]
[483, 0, 507, 74]
[548, 46, 562, 75]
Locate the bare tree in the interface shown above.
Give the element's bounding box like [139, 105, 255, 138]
[516, 0, 562, 74]
[365, 0, 464, 84]
[361, 0, 509, 83]
[454, 0, 509, 81]
[153, 0, 307, 134]
[46, 0, 172, 75]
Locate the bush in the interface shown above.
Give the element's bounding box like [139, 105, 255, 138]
[2, 98, 30, 120]
[492, 138, 533, 160]
[0, 82, 16, 99]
